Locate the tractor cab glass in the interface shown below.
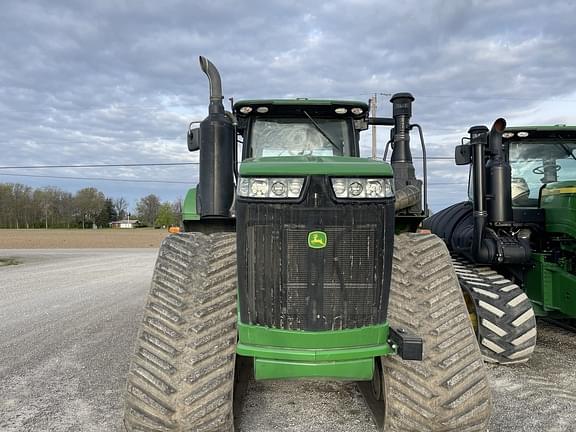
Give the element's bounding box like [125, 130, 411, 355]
[248, 117, 353, 158]
[509, 140, 576, 206]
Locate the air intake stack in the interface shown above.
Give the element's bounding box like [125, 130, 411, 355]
[390, 93, 422, 213]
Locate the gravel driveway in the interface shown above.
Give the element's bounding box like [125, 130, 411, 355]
[1, 249, 575, 431]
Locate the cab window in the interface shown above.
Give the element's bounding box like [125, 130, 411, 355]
[509, 141, 576, 206]
[248, 117, 352, 158]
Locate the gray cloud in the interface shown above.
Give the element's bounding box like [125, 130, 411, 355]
[1, 0, 576, 210]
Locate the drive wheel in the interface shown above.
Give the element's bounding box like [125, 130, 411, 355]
[380, 233, 492, 431]
[452, 258, 537, 364]
[123, 232, 237, 432]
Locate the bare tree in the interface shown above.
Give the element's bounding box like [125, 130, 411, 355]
[136, 194, 161, 227]
[12, 184, 32, 229]
[33, 188, 53, 229]
[172, 197, 183, 227]
[0, 184, 15, 228]
[113, 197, 128, 220]
[58, 191, 75, 228]
[74, 187, 106, 229]
[0, 183, 25, 228]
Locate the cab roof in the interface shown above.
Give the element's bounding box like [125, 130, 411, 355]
[233, 99, 369, 119]
[503, 125, 576, 141]
[506, 125, 576, 132]
[234, 99, 369, 109]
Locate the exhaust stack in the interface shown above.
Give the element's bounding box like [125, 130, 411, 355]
[199, 57, 224, 111]
[196, 56, 235, 218]
[486, 118, 513, 225]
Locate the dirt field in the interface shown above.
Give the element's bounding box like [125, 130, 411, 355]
[0, 229, 169, 249]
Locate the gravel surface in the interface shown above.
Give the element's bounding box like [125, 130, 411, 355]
[1, 249, 575, 431]
[487, 322, 576, 432]
[0, 250, 157, 432]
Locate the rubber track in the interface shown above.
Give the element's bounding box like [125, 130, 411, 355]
[124, 233, 237, 432]
[452, 257, 537, 364]
[381, 233, 492, 432]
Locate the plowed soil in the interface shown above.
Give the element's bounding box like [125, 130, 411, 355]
[0, 229, 169, 249]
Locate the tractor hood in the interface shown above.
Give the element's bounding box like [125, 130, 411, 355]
[239, 156, 393, 177]
[541, 180, 576, 239]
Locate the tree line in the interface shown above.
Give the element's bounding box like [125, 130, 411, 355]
[0, 183, 182, 229]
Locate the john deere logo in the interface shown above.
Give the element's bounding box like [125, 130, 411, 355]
[308, 231, 327, 249]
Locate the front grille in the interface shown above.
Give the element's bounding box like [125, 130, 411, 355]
[284, 282, 376, 330]
[284, 227, 376, 329]
[237, 176, 394, 331]
[285, 228, 375, 284]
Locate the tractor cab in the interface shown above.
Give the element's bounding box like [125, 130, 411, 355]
[463, 126, 576, 208]
[234, 100, 368, 159]
[503, 127, 576, 207]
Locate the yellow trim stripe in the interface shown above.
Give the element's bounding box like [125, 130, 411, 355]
[542, 186, 576, 196]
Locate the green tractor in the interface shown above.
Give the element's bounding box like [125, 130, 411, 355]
[122, 57, 491, 431]
[423, 121, 576, 364]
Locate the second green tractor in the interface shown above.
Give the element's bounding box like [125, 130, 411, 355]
[424, 121, 576, 364]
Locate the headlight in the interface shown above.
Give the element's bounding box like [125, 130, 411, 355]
[250, 179, 269, 197]
[238, 177, 305, 199]
[331, 178, 394, 199]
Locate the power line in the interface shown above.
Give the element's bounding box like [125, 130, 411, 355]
[0, 172, 193, 184]
[0, 162, 199, 170]
[0, 157, 457, 170]
[0, 171, 464, 187]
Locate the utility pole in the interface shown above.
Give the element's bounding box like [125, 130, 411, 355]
[370, 93, 377, 159]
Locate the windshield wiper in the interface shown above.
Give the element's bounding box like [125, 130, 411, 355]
[302, 110, 342, 153]
[557, 142, 576, 161]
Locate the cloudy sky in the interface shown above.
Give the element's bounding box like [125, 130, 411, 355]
[1, 0, 576, 211]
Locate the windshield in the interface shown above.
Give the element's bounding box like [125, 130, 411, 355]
[509, 140, 576, 206]
[249, 117, 351, 158]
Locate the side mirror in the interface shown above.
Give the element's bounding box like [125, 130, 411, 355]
[187, 126, 200, 152]
[455, 144, 472, 165]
